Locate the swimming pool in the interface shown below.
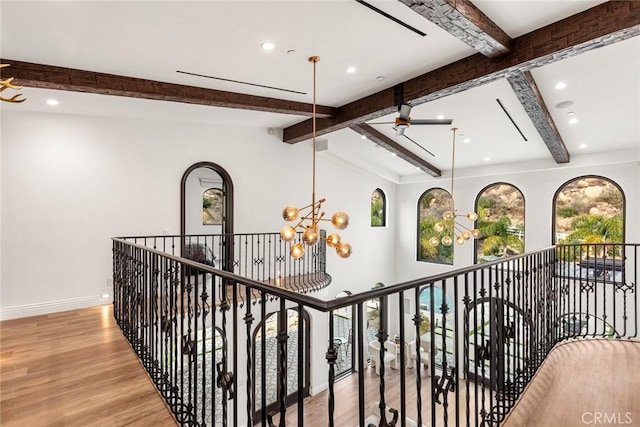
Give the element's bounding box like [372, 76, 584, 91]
[419, 286, 454, 313]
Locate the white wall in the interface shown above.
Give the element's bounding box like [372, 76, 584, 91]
[0, 110, 396, 320]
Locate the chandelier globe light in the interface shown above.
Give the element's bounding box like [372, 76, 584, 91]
[280, 56, 352, 260]
[430, 128, 480, 247]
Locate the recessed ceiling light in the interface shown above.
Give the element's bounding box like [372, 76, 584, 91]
[376, 76, 385, 81]
[579, 143, 588, 149]
[484, 156, 491, 161]
[437, 114, 445, 120]
[261, 41, 275, 51]
[391, 152, 397, 157]
[555, 81, 567, 90]
[556, 100, 574, 109]
[416, 166, 421, 170]
[463, 138, 470, 144]
[569, 117, 579, 124]
[567, 111, 575, 116]
[46, 99, 59, 106]
[346, 66, 357, 74]
[287, 49, 296, 55]
[361, 135, 367, 140]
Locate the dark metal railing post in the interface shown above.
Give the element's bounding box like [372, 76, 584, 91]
[277, 298, 288, 427]
[243, 286, 254, 427]
[412, 286, 423, 426]
[357, 302, 366, 427]
[327, 310, 337, 427]
[297, 303, 305, 426]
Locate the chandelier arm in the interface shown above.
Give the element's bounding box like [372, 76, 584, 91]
[450, 128, 457, 204]
[454, 222, 473, 232]
[280, 56, 351, 259]
[311, 56, 318, 224]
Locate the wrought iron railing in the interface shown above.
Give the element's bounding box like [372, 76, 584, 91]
[112, 238, 638, 426]
[120, 232, 330, 296]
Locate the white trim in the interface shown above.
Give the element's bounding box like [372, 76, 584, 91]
[309, 381, 328, 396]
[0, 295, 110, 321]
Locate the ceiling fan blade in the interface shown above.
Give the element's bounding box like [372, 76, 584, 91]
[398, 104, 412, 121]
[369, 121, 396, 124]
[402, 134, 436, 157]
[410, 119, 453, 125]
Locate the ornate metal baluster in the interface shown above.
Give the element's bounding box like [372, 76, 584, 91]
[277, 298, 288, 427]
[243, 286, 254, 427]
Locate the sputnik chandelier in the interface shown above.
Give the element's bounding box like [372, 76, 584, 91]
[429, 128, 480, 247]
[280, 56, 352, 259]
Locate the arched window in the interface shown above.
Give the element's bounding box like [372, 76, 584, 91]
[417, 188, 454, 264]
[474, 183, 525, 263]
[371, 188, 386, 227]
[553, 175, 624, 245]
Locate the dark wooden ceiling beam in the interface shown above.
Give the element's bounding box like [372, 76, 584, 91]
[284, 1, 640, 144]
[350, 123, 441, 176]
[0, 59, 337, 118]
[398, 0, 511, 58]
[507, 71, 569, 163]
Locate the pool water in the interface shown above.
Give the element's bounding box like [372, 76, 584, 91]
[419, 287, 454, 314]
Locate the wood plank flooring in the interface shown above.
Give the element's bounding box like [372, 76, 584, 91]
[3, 306, 638, 427]
[0, 305, 176, 427]
[274, 368, 490, 427]
[503, 339, 640, 427]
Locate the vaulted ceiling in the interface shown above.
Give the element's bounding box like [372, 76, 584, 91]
[2, 1, 638, 182]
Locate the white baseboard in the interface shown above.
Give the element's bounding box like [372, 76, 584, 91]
[310, 382, 328, 395]
[0, 295, 111, 321]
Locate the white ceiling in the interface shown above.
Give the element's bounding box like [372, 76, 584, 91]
[2, 0, 638, 182]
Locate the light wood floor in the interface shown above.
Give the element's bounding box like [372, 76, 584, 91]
[503, 339, 640, 427]
[274, 368, 490, 427]
[0, 305, 176, 427]
[3, 306, 638, 427]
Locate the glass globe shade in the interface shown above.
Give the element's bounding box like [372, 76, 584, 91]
[442, 235, 453, 246]
[280, 226, 296, 242]
[429, 237, 440, 247]
[302, 226, 319, 245]
[282, 205, 299, 222]
[331, 211, 350, 230]
[434, 222, 444, 233]
[466, 212, 478, 221]
[471, 229, 481, 238]
[290, 243, 304, 259]
[456, 235, 465, 245]
[336, 242, 352, 259]
[443, 211, 454, 220]
[461, 230, 471, 240]
[326, 233, 341, 248]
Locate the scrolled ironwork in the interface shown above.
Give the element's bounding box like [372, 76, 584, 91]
[111, 238, 638, 426]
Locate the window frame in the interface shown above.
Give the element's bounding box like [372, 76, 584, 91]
[417, 187, 454, 265]
[371, 188, 387, 227]
[552, 175, 625, 245]
[473, 182, 526, 264]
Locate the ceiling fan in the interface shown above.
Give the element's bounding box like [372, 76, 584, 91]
[371, 104, 453, 157]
